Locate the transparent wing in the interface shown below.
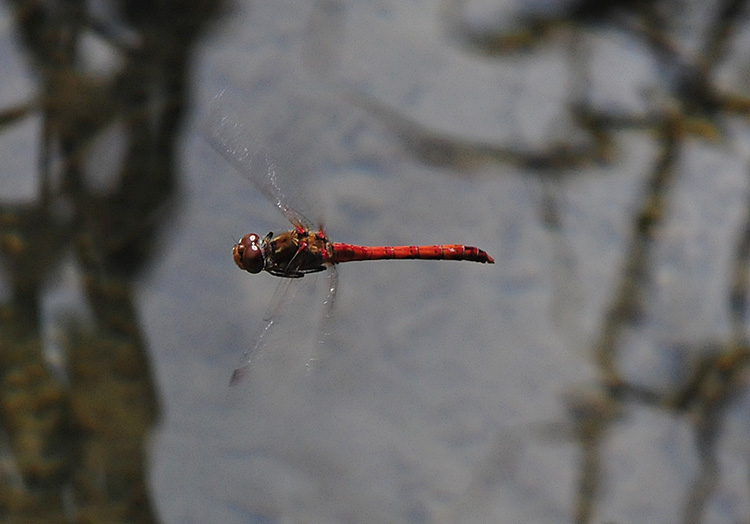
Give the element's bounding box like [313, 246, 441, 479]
[306, 264, 338, 375]
[229, 316, 276, 385]
[205, 88, 314, 230]
[229, 276, 301, 385]
[263, 275, 297, 322]
[230, 265, 338, 386]
[229, 261, 307, 385]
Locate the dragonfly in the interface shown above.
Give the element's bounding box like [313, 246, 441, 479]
[233, 227, 494, 278]
[208, 89, 494, 384]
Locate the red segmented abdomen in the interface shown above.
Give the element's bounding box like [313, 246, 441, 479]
[330, 243, 494, 264]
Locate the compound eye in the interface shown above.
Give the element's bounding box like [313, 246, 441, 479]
[232, 233, 264, 274]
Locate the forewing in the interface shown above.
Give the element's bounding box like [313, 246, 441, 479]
[205, 88, 313, 230]
[229, 268, 335, 386]
[229, 276, 301, 385]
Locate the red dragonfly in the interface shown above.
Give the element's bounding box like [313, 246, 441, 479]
[232, 227, 493, 278]
[208, 89, 494, 384]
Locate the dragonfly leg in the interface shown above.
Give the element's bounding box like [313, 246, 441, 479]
[267, 267, 305, 278]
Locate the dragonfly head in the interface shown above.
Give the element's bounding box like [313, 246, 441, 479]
[233, 233, 264, 274]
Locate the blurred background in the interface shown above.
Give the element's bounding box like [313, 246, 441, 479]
[2, 0, 750, 523]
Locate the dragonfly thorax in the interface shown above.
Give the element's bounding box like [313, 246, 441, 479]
[233, 233, 265, 274]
